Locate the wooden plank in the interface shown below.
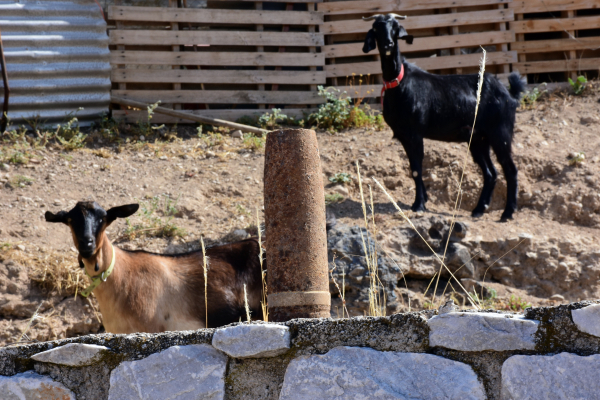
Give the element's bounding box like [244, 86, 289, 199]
[325, 51, 517, 77]
[255, 1, 266, 110]
[221, 0, 323, 3]
[109, 30, 324, 47]
[110, 51, 324, 66]
[111, 69, 326, 85]
[322, 9, 514, 35]
[450, 8, 462, 74]
[112, 90, 326, 104]
[510, 36, 600, 53]
[511, 15, 600, 34]
[169, 0, 181, 111]
[513, 58, 600, 74]
[318, 0, 511, 15]
[323, 31, 514, 58]
[109, 6, 324, 25]
[113, 108, 318, 124]
[509, 0, 598, 13]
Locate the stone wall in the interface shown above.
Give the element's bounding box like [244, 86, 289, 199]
[2, 301, 600, 400]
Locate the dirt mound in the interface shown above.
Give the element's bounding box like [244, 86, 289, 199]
[1, 85, 599, 344]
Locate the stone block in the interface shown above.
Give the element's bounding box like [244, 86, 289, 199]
[108, 344, 227, 400]
[428, 312, 539, 351]
[31, 343, 109, 366]
[0, 371, 75, 399]
[280, 346, 485, 400]
[212, 324, 290, 358]
[502, 352, 600, 399]
[572, 304, 600, 337]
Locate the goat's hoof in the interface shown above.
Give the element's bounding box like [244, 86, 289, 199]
[500, 214, 514, 223]
[411, 205, 426, 213]
[471, 211, 484, 218]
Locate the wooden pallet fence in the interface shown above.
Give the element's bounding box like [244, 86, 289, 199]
[109, 2, 326, 124]
[510, 0, 600, 81]
[318, 0, 517, 102]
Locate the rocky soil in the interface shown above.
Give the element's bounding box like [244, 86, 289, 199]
[1, 84, 599, 345]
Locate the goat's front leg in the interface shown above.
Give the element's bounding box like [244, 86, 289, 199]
[400, 138, 427, 212]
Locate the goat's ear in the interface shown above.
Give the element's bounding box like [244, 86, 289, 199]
[362, 29, 377, 53]
[45, 210, 69, 225]
[106, 204, 139, 223]
[397, 26, 414, 45]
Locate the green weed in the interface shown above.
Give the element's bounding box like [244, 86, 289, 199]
[504, 295, 531, 312]
[309, 86, 383, 132]
[325, 193, 344, 205]
[242, 133, 265, 151]
[329, 172, 353, 185]
[258, 108, 287, 130]
[10, 175, 34, 188]
[569, 75, 587, 95]
[521, 84, 546, 108]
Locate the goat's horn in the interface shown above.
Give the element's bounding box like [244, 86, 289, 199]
[362, 14, 382, 21]
[389, 13, 408, 20]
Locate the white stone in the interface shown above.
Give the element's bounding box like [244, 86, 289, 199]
[31, 343, 109, 366]
[572, 304, 600, 337]
[212, 324, 290, 358]
[108, 344, 227, 400]
[279, 347, 485, 400]
[0, 371, 75, 400]
[502, 353, 600, 400]
[231, 130, 243, 139]
[428, 312, 539, 351]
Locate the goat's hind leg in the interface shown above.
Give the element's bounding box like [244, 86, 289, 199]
[470, 140, 497, 218]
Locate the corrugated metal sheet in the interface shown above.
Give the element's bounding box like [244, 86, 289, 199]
[0, 0, 110, 127]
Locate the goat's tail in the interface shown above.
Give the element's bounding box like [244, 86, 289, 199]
[508, 72, 525, 100]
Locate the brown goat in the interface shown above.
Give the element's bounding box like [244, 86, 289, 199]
[45, 201, 264, 333]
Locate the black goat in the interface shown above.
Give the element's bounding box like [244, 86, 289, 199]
[362, 14, 525, 221]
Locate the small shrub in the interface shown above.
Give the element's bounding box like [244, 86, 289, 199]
[242, 133, 265, 151]
[569, 151, 585, 166]
[521, 84, 546, 108]
[504, 295, 531, 312]
[309, 86, 384, 132]
[56, 109, 88, 150]
[569, 75, 587, 95]
[136, 101, 165, 138]
[329, 172, 353, 184]
[258, 109, 288, 130]
[236, 115, 260, 128]
[10, 175, 34, 188]
[325, 193, 344, 205]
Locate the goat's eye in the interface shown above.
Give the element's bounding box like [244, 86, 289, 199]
[373, 28, 377, 32]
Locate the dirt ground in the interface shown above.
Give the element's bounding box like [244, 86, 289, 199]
[1, 84, 600, 345]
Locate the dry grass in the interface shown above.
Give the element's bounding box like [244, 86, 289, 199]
[243, 284, 251, 322]
[257, 208, 268, 322]
[1, 244, 86, 297]
[356, 162, 386, 317]
[201, 236, 209, 327]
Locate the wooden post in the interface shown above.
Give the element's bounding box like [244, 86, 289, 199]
[450, 7, 462, 74]
[255, 1, 266, 110]
[496, 3, 510, 76]
[169, 0, 182, 110]
[564, 10, 578, 81]
[515, 13, 526, 82]
[115, 0, 126, 92]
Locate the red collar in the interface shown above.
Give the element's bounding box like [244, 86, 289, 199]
[381, 64, 404, 107]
